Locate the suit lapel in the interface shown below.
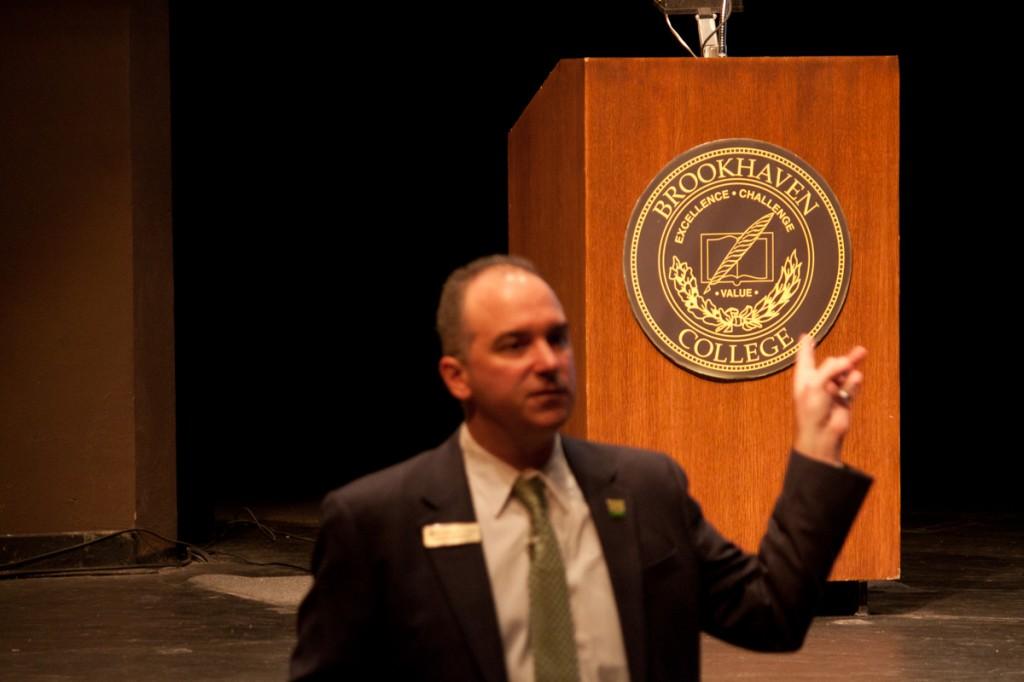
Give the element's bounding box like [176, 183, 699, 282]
[419, 435, 507, 682]
[563, 437, 647, 682]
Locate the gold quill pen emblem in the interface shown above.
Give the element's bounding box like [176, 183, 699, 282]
[703, 212, 774, 294]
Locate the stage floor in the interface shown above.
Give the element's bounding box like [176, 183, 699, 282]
[2, 510, 1021, 681]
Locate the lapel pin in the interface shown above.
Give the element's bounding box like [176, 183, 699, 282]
[606, 498, 627, 519]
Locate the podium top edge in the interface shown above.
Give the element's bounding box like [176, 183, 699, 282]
[573, 55, 898, 63]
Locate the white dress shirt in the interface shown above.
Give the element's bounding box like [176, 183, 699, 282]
[460, 425, 630, 682]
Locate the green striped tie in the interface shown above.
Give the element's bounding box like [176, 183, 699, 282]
[513, 476, 580, 682]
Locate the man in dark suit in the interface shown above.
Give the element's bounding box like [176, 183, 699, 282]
[290, 255, 871, 681]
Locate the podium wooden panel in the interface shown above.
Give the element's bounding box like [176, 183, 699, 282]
[509, 58, 899, 580]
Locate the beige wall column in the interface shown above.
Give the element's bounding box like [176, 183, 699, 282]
[0, 0, 176, 538]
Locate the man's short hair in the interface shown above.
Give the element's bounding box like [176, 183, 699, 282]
[436, 254, 539, 359]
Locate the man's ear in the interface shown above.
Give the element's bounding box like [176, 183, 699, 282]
[439, 355, 471, 401]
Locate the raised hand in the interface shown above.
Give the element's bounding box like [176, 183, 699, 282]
[792, 334, 867, 465]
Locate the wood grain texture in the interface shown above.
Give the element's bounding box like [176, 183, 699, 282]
[509, 60, 588, 434]
[509, 57, 899, 580]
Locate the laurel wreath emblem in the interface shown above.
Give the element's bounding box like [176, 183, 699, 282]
[668, 251, 803, 333]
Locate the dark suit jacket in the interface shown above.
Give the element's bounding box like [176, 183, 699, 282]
[290, 433, 871, 681]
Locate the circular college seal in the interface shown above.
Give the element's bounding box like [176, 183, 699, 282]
[623, 139, 851, 380]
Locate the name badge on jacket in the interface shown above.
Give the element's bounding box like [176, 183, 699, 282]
[422, 522, 481, 549]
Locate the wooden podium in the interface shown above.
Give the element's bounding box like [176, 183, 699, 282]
[508, 58, 899, 581]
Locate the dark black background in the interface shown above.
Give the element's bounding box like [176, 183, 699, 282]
[169, 2, 1017, 537]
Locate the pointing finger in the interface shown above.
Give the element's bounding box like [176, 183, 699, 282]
[795, 333, 816, 383]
